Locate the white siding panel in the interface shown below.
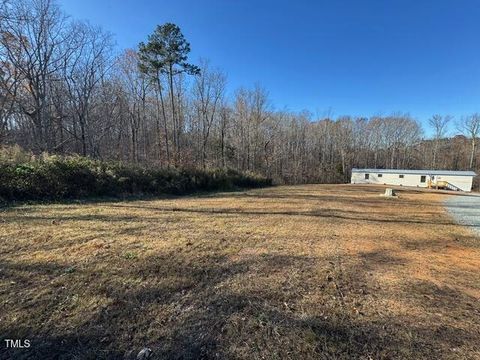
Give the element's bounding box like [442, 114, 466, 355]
[351, 172, 427, 187]
[351, 171, 474, 192]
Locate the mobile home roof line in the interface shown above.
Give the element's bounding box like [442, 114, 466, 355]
[351, 168, 477, 176]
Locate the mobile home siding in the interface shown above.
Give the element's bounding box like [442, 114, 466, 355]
[351, 169, 475, 192]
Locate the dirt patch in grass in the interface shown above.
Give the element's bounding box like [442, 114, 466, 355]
[0, 184, 479, 359]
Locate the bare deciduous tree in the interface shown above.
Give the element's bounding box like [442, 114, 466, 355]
[193, 60, 226, 169]
[429, 114, 452, 168]
[0, 0, 478, 185]
[458, 114, 480, 169]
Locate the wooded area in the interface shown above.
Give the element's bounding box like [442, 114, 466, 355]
[1, 0, 479, 185]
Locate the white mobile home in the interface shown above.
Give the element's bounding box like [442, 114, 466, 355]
[351, 168, 476, 192]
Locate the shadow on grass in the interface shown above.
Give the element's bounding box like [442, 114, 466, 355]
[1, 248, 479, 359]
[3, 201, 473, 231]
[103, 203, 464, 227]
[0, 186, 269, 210]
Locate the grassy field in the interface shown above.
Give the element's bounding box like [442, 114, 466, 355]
[1, 184, 479, 359]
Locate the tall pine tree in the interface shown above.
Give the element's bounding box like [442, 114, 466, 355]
[138, 23, 199, 165]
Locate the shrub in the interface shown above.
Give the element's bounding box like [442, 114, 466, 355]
[0, 147, 272, 202]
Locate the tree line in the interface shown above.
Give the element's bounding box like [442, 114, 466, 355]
[1, 0, 479, 185]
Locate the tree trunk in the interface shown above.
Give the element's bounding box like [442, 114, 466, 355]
[470, 138, 476, 169]
[156, 75, 169, 166]
[168, 64, 177, 163]
[221, 122, 226, 169]
[432, 140, 438, 169]
[80, 119, 87, 156]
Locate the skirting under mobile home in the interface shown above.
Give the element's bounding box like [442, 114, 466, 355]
[351, 168, 476, 192]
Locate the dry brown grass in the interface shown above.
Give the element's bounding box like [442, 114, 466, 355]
[1, 184, 479, 359]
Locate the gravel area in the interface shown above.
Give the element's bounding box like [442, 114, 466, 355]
[445, 194, 480, 236]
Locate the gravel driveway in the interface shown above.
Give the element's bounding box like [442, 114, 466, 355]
[445, 194, 480, 236]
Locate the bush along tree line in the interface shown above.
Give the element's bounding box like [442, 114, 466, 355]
[0, 146, 272, 203]
[0, 0, 479, 189]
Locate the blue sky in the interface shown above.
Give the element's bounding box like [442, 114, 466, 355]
[58, 0, 480, 129]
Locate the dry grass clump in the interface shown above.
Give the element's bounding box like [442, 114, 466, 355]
[0, 184, 479, 359]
